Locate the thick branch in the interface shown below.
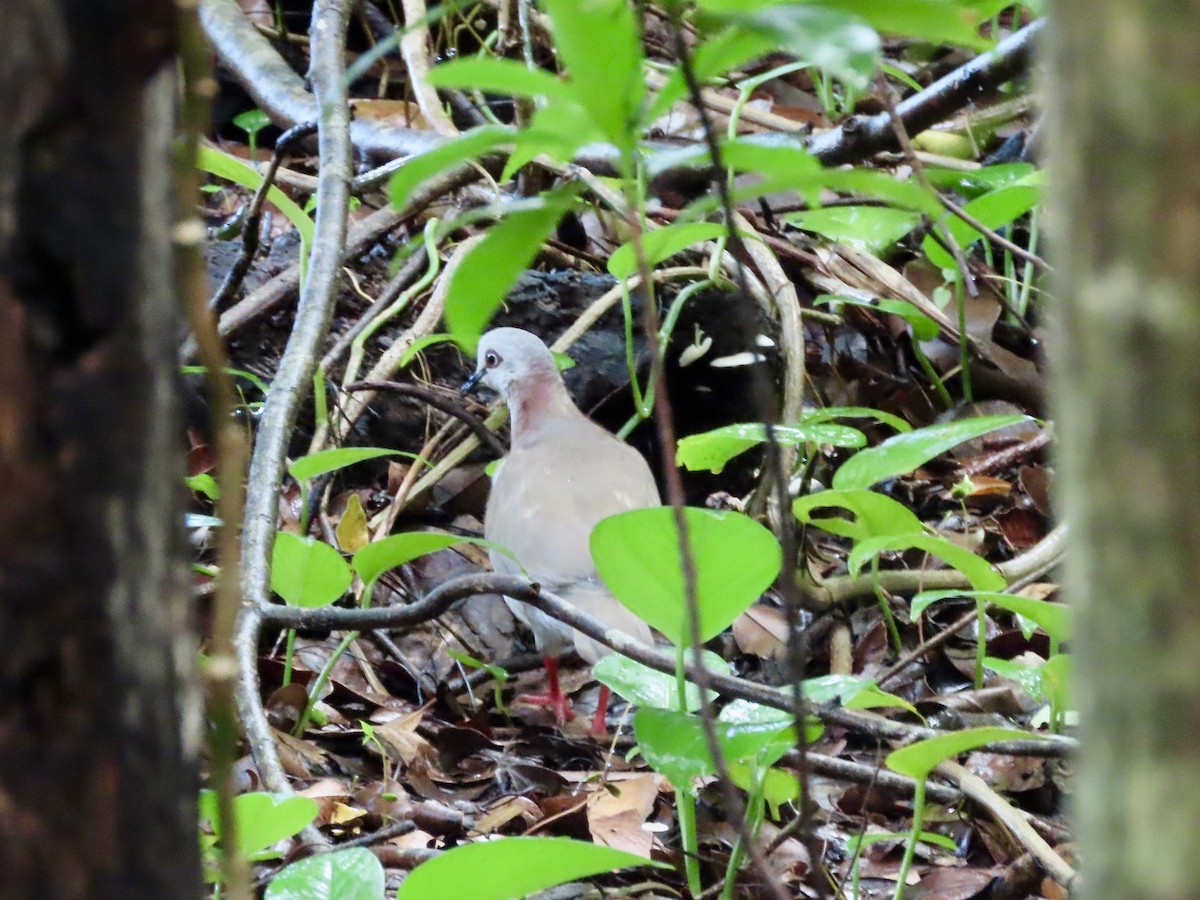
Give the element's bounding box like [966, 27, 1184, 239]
[808, 20, 1044, 166]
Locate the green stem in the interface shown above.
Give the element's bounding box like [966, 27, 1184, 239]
[892, 780, 926, 900]
[955, 276, 973, 402]
[911, 336, 952, 410]
[872, 557, 903, 656]
[294, 630, 358, 736]
[281, 628, 297, 687]
[674, 641, 703, 896]
[974, 601, 986, 690]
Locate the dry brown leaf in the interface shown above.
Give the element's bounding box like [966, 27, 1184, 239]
[374, 709, 434, 767]
[586, 773, 662, 858]
[475, 796, 543, 835]
[732, 604, 788, 660]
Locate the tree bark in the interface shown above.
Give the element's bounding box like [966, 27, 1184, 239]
[0, 2, 201, 897]
[1047, 2, 1200, 897]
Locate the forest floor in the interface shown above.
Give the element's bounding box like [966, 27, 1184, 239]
[192, 3, 1069, 897]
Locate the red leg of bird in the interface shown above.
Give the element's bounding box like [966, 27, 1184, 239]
[590, 685, 611, 736]
[515, 654, 576, 723]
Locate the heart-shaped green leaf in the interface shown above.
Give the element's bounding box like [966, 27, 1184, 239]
[271, 534, 352, 609]
[591, 507, 781, 647]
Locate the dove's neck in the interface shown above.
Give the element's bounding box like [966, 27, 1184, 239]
[507, 375, 584, 447]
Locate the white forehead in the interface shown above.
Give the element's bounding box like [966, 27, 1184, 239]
[476, 327, 554, 366]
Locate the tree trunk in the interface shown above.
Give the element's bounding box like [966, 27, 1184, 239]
[1048, 2, 1200, 897]
[0, 2, 201, 897]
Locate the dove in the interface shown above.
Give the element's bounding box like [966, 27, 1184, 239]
[462, 327, 657, 732]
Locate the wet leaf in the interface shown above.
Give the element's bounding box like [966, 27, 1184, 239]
[265, 847, 384, 899]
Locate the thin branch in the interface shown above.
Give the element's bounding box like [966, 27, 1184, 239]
[939, 193, 1052, 274]
[808, 20, 1044, 166]
[807, 522, 1067, 607]
[209, 122, 317, 310]
[234, 0, 353, 807]
[198, 0, 442, 159]
[938, 760, 1076, 889]
[345, 379, 509, 456]
[399, 0, 459, 136]
[255, 572, 1077, 758]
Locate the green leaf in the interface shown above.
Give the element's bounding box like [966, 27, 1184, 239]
[924, 182, 1042, 269]
[232, 108, 272, 136]
[1040, 653, 1071, 713]
[848, 532, 1005, 592]
[541, 0, 645, 154]
[717, 6, 881, 92]
[800, 406, 912, 433]
[388, 125, 516, 210]
[289, 447, 406, 483]
[196, 146, 314, 248]
[802, 674, 920, 718]
[398, 332, 456, 368]
[677, 422, 866, 474]
[227, 793, 319, 860]
[634, 708, 714, 789]
[352, 532, 518, 587]
[608, 223, 730, 279]
[396, 837, 665, 900]
[186, 473, 220, 500]
[271, 534, 353, 609]
[820, 169, 942, 215]
[787, 206, 922, 255]
[507, 102, 601, 174]
[815, 0, 989, 50]
[816, 294, 939, 341]
[832, 414, 1030, 490]
[727, 762, 800, 819]
[982, 656, 1044, 698]
[721, 139, 824, 196]
[886, 726, 1039, 780]
[924, 162, 1036, 197]
[636, 705, 819, 792]
[265, 847, 384, 899]
[592, 650, 729, 712]
[591, 507, 782, 647]
[718, 699, 818, 765]
[426, 56, 574, 103]
[792, 489, 925, 541]
[447, 648, 508, 681]
[912, 590, 1071, 643]
[445, 190, 577, 347]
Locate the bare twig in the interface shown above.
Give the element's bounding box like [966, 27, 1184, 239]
[937, 760, 1076, 889]
[345, 379, 508, 456]
[939, 193, 1052, 274]
[209, 121, 317, 310]
[234, 0, 353, 812]
[399, 0, 459, 137]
